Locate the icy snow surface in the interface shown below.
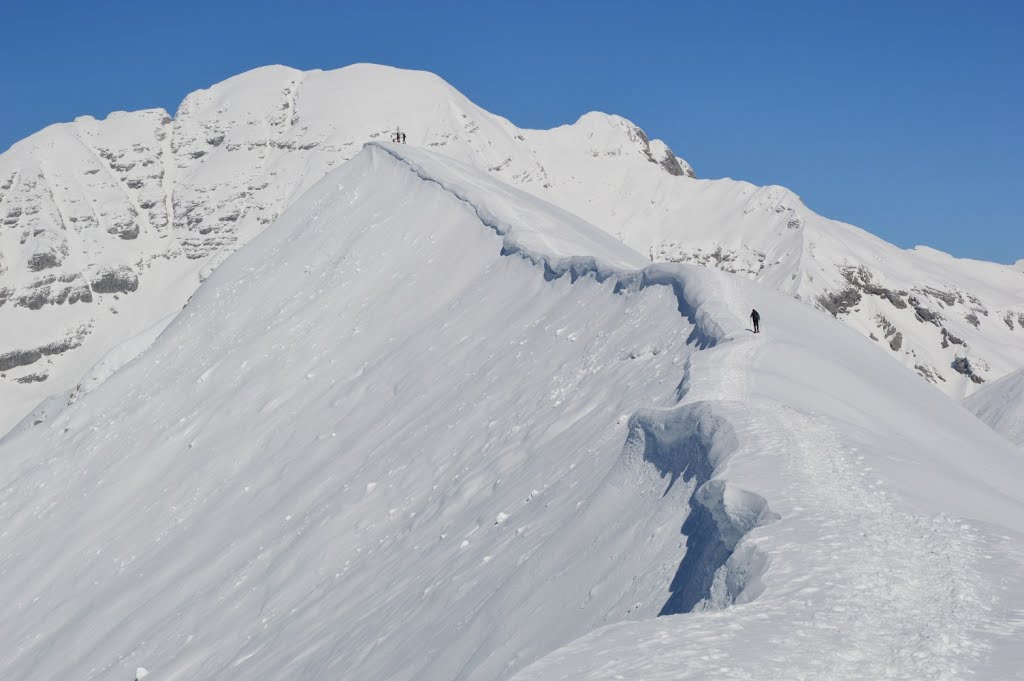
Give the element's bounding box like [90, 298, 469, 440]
[1, 144, 1023, 681]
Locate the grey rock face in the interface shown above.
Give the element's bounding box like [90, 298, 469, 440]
[90, 266, 140, 294]
[0, 349, 43, 372]
[628, 124, 695, 178]
[889, 332, 903, 352]
[941, 328, 965, 348]
[841, 266, 907, 310]
[818, 286, 862, 317]
[28, 251, 62, 271]
[918, 286, 960, 307]
[875, 314, 898, 339]
[14, 275, 93, 309]
[0, 325, 91, 375]
[659, 154, 688, 177]
[908, 296, 943, 326]
[915, 364, 946, 384]
[951, 355, 985, 384]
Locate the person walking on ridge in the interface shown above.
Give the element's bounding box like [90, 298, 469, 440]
[751, 309, 761, 333]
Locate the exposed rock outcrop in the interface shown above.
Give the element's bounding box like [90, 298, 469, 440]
[0, 325, 91, 375]
[952, 355, 985, 384]
[941, 328, 965, 348]
[818, 286, 861, 317]
[90, 266, 140, 294]
[14, 274, 93, 309]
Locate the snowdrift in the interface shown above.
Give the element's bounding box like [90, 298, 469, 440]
[1, 144, 1022, 681]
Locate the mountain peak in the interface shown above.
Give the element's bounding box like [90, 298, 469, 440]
[0, 63, 695, 434]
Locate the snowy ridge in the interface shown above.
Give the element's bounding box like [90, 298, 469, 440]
[379, 142, 778, 603]
[378, 145, 1024, 678]
[373, 143, 733, 347]
[3, 144, 1022, 680]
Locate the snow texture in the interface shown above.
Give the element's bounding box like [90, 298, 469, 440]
[1, 144, 1023, 681]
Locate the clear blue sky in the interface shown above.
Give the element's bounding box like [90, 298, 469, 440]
[2, 0, 1021, 263]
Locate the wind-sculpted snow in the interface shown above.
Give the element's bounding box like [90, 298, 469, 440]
[2, 144, 1023, 681]
[373, 143, 733, 348]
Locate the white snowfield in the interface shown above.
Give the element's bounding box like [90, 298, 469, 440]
[963, 368, 1024, 448]
[1, 144, 1022, 681]
[2, 64, 1023, 439]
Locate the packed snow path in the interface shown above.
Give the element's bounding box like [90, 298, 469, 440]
[704, 265, 991, 677]
[1, 144, 1022, 681]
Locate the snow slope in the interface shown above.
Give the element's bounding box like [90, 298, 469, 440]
[964, 368, 1024, 447]
[3, 64, 1023, 440]
[1, 144, 1023, 681]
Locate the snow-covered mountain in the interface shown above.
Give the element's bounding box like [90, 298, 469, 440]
[963, 368, 1024, 447]
[0, 64, 689, 435]
[1, 144, 1022, 680]
[2, 63, 1022, 437]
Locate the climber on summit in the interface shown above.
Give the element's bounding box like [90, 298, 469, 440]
[751, 309, 761, 333]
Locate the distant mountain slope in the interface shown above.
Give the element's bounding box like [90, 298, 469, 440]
[1, 144, 1021, 680]
[2, 64, 1022, 436]
[963, 368, 1024, 446]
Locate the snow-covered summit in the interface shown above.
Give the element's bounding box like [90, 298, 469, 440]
[2, 62, 1022, 439]
[0, 63, 687, 434]
[1, 143, 1021, 680]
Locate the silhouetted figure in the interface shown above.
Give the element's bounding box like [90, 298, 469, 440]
[401, 132, 406, 143]
[751, 309, 761, 333]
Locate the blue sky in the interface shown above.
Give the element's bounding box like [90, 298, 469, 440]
[1, 0, 1021, 263]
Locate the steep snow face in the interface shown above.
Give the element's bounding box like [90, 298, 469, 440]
[2, 145, 1023, 681]
[963, 368, 1024, 447]
[0, 64, 686, 435]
